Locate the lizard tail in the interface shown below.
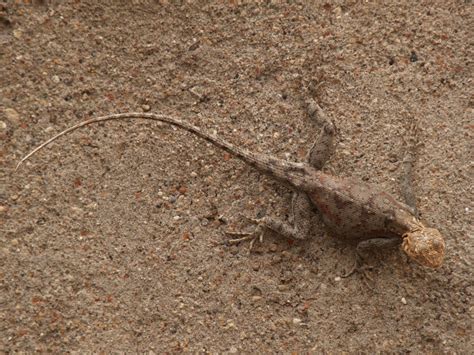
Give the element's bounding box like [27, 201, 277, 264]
[16, 112, 312, 189]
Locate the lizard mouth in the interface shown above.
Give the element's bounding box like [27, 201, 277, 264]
[402, 226, 445, 268]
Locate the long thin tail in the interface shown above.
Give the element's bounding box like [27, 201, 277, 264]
[16, 113, 312, 189]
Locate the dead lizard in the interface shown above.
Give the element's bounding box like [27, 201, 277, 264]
[16, 104, 445, 271]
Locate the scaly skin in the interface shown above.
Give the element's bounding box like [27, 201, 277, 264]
[308, 172, 445, 268]
[16, 112, 445, 268]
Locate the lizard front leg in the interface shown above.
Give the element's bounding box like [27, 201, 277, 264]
[400, 120, 420, 217]
[343, 237, 402, 278]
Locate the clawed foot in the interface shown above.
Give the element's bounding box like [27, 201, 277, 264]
[223, 217, 267, 251]
[342, 253, 375, 289]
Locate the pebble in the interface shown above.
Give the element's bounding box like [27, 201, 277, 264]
[292, 317, 302, 325]
[13, 29, 22, 39]
[229, 346, 238, 354]
[190, 171, 198, 178]
[45, 126, 55, 133]
[334, 276, 341, 282]
[4, 108, 20, 126]
[269, 243, 278, 252]
[142, 104, 151, 112]
[401, 297, 407, 305]
[52, 75, 60, 83]
[0, 121, 6, 130]
[272, 255, 282, 263]
[0, 205, 7, 213]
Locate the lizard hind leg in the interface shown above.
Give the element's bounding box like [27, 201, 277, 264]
[252, 102, 338, 244]
[224, 193, 316, 250]
[305, 100, 337, 170]
[224, 101, 335, 248]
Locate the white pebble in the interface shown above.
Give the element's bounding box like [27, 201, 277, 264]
[292, 318, 302, 325]
[334, 276, 341, 282]
[4, 108, 20, 125]
[401, 297, 407, 305]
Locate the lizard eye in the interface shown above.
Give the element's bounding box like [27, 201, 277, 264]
[402, 228, 445, 268]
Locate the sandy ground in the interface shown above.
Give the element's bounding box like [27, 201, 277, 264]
[1, 1, 472, 353]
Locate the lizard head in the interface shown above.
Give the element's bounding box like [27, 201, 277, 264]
[402, 226, 445, 268]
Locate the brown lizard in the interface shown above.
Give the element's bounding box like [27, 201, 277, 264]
[16, 104, 445, 271]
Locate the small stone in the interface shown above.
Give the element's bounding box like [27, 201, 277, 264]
[11, 239, 19, 246]
[225, 320, 236, 329]
[190, 171, 198, 178]
[52, 75, 60, 83]
[142, 104, 151, 112]
[292, 318, 302, 325]
[272, 255, 282, 263]
[0, 121, 6, 130]
[4, 108, 20, 126]
[269, 243, 278, 252]
[0, 205, 8, 213]
[45, 126, 54, 133]
[229, 346, 238, 354]
[13, 29, 22, 39]
[401, 297, 407, 305]
[334, 276, 341, 282]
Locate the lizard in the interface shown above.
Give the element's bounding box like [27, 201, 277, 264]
[15, 103, 445, 272]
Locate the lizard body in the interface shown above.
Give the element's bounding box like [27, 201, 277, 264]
[17, 109, 445, 269]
